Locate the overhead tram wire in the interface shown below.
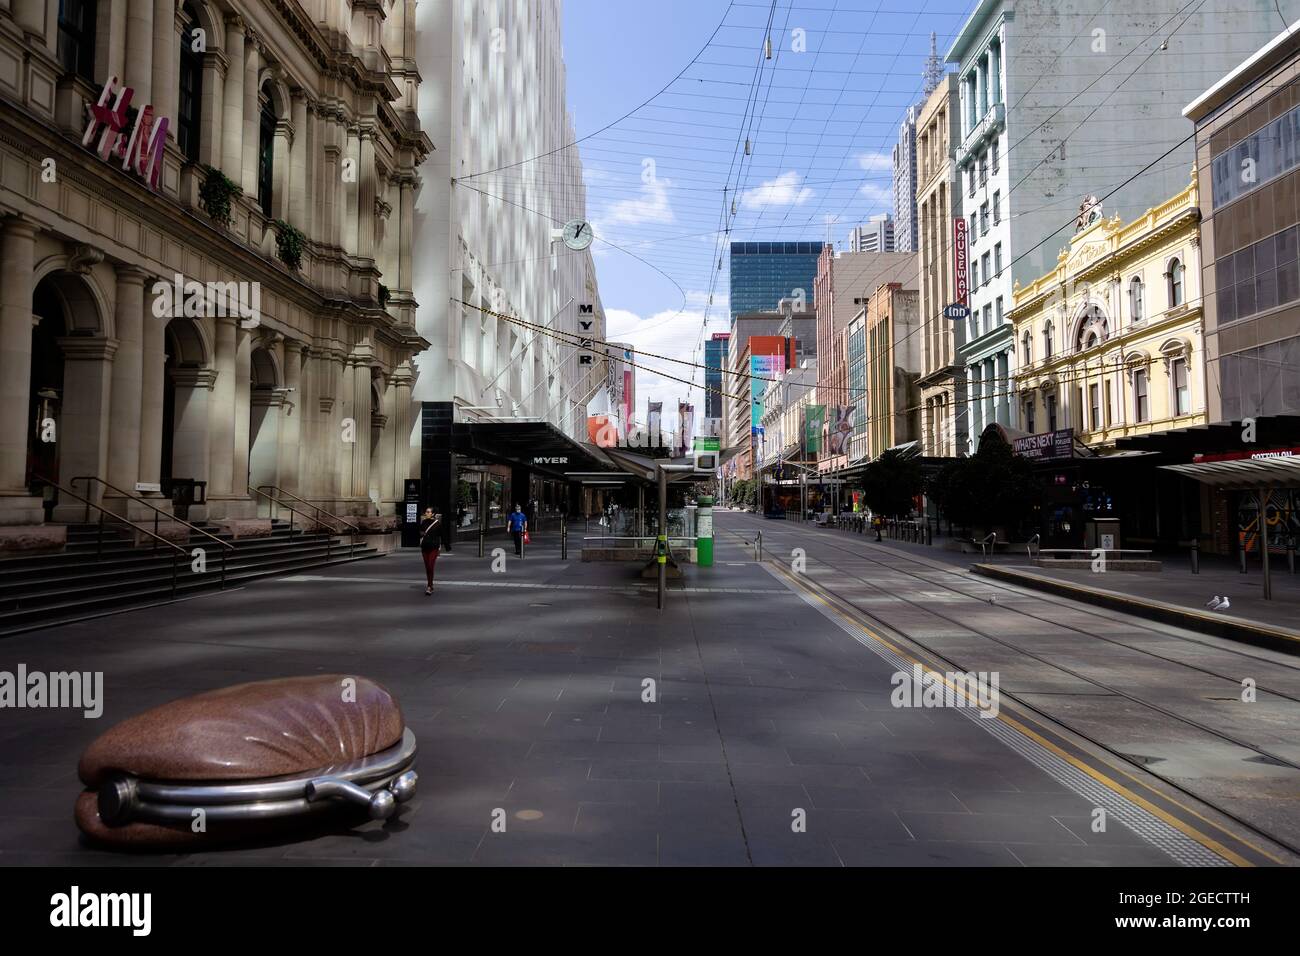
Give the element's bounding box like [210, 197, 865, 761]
[474, 4, 1258, 404]
[688, 0, 787, 407]
[456, 294, 1236, 439]
[458, 1, 738, 182]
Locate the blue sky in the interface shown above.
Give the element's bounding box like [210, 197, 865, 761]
[546, 0, 978, 419]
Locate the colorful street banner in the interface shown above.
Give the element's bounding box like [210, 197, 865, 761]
[805, 404, 826, 454]
[828, 405, 854, 456]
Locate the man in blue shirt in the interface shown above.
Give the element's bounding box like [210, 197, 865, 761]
[507, 504, 528, 557]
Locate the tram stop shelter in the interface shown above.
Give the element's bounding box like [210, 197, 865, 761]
[1161, 452, 1300, 600]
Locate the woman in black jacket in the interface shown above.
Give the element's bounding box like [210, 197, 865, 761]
[418, 508, 442, 595]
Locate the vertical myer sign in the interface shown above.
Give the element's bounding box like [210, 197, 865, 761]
[82, 77, 169, 191]
[578, 304, 594, 365]
[953, 217, 969, 306]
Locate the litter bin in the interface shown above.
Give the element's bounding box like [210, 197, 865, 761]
[162, 477, 207, 521]
[1085, 517, 1121, 552]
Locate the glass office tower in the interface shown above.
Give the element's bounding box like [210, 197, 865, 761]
[704, 333, 730, 420]
[729, 242, 824, 323]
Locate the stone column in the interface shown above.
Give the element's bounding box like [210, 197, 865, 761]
[323, 353, 344, 500]
[137, 281, 167, 492]
[13, 0, 56, 53]
[354, 361, 374, 500]
[53, 337, 117, 520]
[199, 50, 226, 168]
[322, 114, 340, 249]
[372, 382, 393, 508]
[151, 0, 174, 130]
[0, 218, 38, 511]
[398, 177, 414, 295]
[170, 368, 215, 512]
[105, 266, 147, 512]
[357, 129, 377, 260]
[125, 0, 154, 103]
[242, 35, 261, 196]
[390, 364, 413, 497]
[221, 16, 245, 178]
[233, 328, 252, 496]
[208, 317, 236, 497]
[277, 340, 304, 495]
[289, 92, 309, 230]
[343, 125, 360, 256]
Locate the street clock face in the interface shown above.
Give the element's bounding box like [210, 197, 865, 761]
[562, 219, 594, 251]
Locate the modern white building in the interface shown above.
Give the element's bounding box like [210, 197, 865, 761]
[412, 0, 608, 534]
[946, 0, 1282, 452]
[892, 106, 919, 254]
[848, 214, 895, 254]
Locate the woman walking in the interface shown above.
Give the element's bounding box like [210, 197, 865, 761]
[418, 508, 442, 595]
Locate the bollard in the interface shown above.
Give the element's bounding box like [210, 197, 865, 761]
[478, 528, 485, 558]
[1288, 537, 1296, 575]
[1240, 544, 1247, 574]
[1190, 538, 1199, 574]
[561, 518, 568, 560]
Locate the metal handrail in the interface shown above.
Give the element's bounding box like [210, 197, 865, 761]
[980, 531, 998, 558]
[32, 475, 186, 598]
[248, 486, 356, 562]
[255, 484, 362, 535]
[1027, 533, 1040, 559]
[72, 475, 234, 552]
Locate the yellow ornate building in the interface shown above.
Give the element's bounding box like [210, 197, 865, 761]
[1009, 173, 1205, 448]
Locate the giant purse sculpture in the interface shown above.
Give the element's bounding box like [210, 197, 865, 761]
[75, 675, 418, 847]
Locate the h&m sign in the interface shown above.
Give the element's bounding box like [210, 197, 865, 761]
[82, 77, 169, 192]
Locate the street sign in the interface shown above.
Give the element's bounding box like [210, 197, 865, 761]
[943, 303, 970, 321]
[953, 217, 969, 306]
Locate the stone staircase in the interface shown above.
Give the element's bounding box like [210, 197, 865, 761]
[0, 519, 384, 636]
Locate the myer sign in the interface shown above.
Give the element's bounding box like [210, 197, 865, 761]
[532, 456, 569, 466]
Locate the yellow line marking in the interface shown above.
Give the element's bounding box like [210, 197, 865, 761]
[767, 559, 1287, 867]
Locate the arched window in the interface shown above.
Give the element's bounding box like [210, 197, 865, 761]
[1021, 330, 1032, 366]
[1168, 258, 1185, 308]
[57, 0, 98, 82]
[1042, 320, 1055, 360]
[1129, 276, 1144, 323]
[1075, 305, 1109, 352]
[177, 2, 204, 163]
[257, 82, 276, 217]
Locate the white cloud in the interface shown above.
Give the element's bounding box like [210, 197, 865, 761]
[602, 298, 725, 438]
[856, 150, 892, 172]
[859, 181, 892, 209]
[597, 177, 675, 231]
[742, 171, 813, 209]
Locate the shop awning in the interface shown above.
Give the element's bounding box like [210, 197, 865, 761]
[461, 420, 613, 478]
[1159, 451, 1300, 601]
[1159, 455, 1300, 489]
[1113, 415, 1300, 458]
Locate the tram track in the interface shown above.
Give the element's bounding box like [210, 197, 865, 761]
[714, 518, 1300, 858]
[732, 521, 1300, 699]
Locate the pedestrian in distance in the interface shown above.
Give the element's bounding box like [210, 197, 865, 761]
[508, 503, 528, 557]
[418, 508, 442, 595]
[872, 514, 883, 541]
